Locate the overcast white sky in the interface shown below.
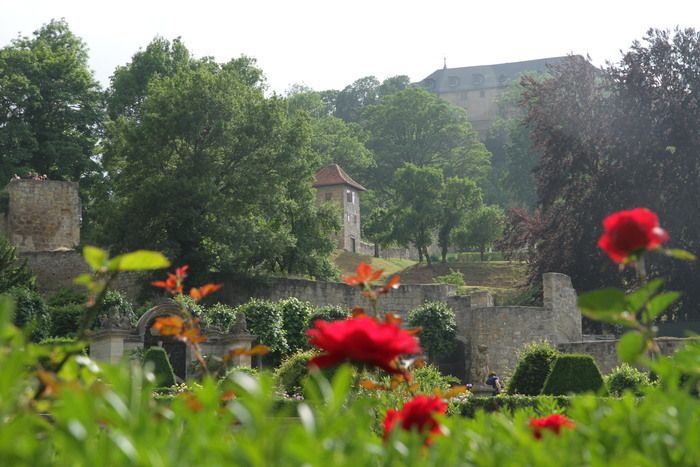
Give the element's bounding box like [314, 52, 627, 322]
[1, 0, 697, 93]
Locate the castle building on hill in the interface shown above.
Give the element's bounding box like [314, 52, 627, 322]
[416, 57, 568, 138]
[313, 164, 366, 253]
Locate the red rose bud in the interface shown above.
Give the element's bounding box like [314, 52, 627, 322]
[529, 414, 575, 439]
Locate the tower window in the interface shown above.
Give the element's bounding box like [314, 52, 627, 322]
[346, 190, 354, 203]
[325, 192, 332, 201]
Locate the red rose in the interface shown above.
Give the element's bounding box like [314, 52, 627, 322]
[597, 208, 669, 263]
[383, 395, 447, 444]
[307, 315, 422, 374]
[529, 414, 575, 439]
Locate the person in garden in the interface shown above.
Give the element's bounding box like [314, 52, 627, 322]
[486, 372, 503, 395]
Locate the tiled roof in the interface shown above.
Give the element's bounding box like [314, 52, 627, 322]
[417, 56, 571, 94]
[313, 164, 367, 191]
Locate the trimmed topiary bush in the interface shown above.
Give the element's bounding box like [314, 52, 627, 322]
[278, 297, 313, 355]
[308, 305, 350, 324]
[143, 347, 176, 388]
[605, 363, 652, 396]
[541, 354, 605, 395]
[8, 286, 50, 342]
[275, 349, 319, 395]
[507, 341, 560, 395]
[49, 303, 83, 337]
[407, 301, 457, 360]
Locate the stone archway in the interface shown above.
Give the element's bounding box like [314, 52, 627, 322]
[136, 302, 189, 381]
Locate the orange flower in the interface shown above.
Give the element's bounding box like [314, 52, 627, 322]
[189, 283, 223, 301]
[152, 315, 184, 336]
[378, 275, 400, 294]
[152, 265, 189, 295]
[343, 262, 383, 287]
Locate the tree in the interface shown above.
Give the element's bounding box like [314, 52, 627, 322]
[362, 87, 491, 190]
[453, 205, 505, 261]
[377, 75, 410, 98]
[0, 236, 35, 293]
[334, 76, 380, 122]
[437, 177, 483, 262]
[522, 29, 700, 322]
[387, 164, 443, 265]
[0, 19, 103, 183]
[407, 302, 457, 362]
[99, 39, 336, 280]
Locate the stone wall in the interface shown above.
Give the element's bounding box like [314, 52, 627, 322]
[21, 250, 142, 301]
[558, 337, 696, 374]
[3, 180, 80, 252]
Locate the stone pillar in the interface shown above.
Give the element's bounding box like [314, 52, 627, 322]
[220, 333, 257, 367]
[89, 329, 134, 363]
[543, 272, 582, 343]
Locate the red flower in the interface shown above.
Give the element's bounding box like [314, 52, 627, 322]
[597, 208, 669, 263]
[343, 262, 383, 287]
[529, 414, 575, 439]
[383, 395, 447, 444]
[306, 315, 422, 374]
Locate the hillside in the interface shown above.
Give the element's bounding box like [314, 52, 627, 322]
[332, 251, 416, 281]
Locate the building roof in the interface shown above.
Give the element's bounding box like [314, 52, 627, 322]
[313, 164, 367, 191]
[417, 56, 570, 94]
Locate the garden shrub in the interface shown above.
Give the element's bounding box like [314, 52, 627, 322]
[47, 287, 86, 307]
[94, 291, 136, 329]
[278, 297, 313, 355]
[48, 303, 83, 337]
[434, 269, 465, 288]
[541, 354, 605, 395]
[8, 286, 50, 342]
[507, 341, 560, 395]
[455, 395, 574, 418]
[236, 298, 288, 363]
[204, 303, 237, 332]
[407, 302, 457, 360]
[143, 347, 176, 388]
[275, 349, 319, 395]
[605, 363, 652, 396]
[308, 304, 350, 324]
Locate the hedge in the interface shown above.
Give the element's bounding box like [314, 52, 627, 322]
[605, 364, 652, 396]
[453, 395, 574, 418]
[143, 347, 176, 388]
[507, 341, 559, 395]
[407, 301, 457, 360]
[278, 297, 313, 355]
[541, 354, 605, 395]
[308, 305, 350, 324]
[8, 286, 50, 342]
[48, 303, 83, 337]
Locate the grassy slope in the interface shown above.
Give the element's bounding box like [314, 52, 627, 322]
[332, 251, 416, 281]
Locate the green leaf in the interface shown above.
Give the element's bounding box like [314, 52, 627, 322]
[645, 291, 681, 322]
[625, 279, 664, 312]
[83, 246, 108, 271]
[617, 331, 646, 363]
[73, 273, 93, 286]
[107, 251, 170, 271]
[664, 249, 697, 261]
[578, 288, 626, 314]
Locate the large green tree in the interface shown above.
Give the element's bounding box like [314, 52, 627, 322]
[0, 19, 103, 182]
[453, 205, 505, 261]
[522, 28, 700, 322]
[99, 39, 337, 280]
[387, 164, 443, 264]
[437, 177, 483, 262]
[361, 87, 491, 190]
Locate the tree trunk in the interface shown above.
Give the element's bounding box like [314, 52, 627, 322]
[418, 247, 424, 263]
[425, 246, 432, 266]
[480, 246, 485, 262]
[441, 245, 448, 263]
[374, 242, 379, 258]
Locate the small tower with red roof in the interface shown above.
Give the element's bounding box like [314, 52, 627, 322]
[313, 164, 367, 252]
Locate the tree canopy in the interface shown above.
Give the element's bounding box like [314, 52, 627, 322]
[0, 19, 103, 183]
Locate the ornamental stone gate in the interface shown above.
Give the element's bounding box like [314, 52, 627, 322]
[90, 301, 256, 379]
